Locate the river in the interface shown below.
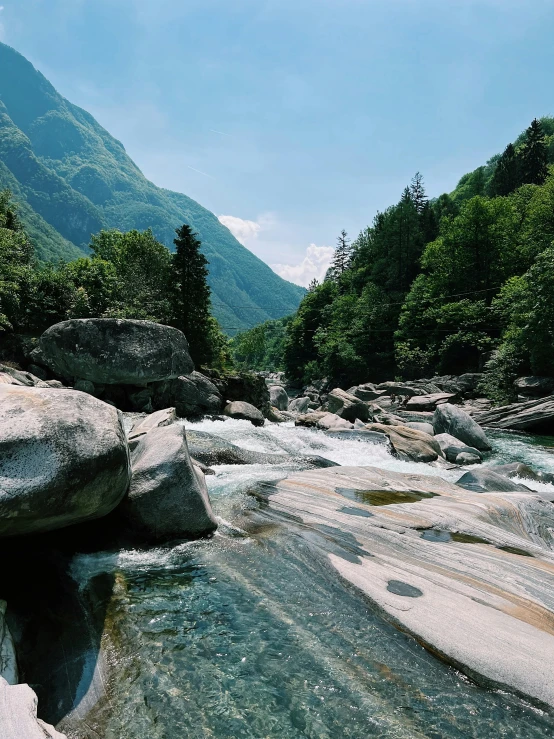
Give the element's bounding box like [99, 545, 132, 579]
[64, 419, 554, 737]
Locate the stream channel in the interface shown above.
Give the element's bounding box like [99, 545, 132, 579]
[38, 419, 554, 737]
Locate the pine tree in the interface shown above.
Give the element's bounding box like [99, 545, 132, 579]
[488, 143, 521, 196]
[521, 118, 548, 186]
[409, 172, 427, 214]
[307, 278, 319, 292]
[171, 224, 213, 366]
[331, 230, 352, 278]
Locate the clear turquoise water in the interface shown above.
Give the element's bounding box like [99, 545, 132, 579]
[67, 421, 554, 738]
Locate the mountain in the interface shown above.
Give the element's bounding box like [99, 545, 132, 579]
[0, 42, 305, 332]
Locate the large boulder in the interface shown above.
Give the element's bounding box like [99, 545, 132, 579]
[223, 401, 265, 426]
[316, 412, 354, 431]
[347, 384, 386, 401]
[365, 423, 441, 463]
[0, 677, 67, 738]
[269, 385, 289, 411]
[0, 385, 131, 536]
[288, 396, 311, 413]
[433, 403, 492, 452]
[327, 388, 371, 422]
[514, 376, 554, 398]
[31, 318, 194, 385]
[0, 364, 50, 388]
[473, 396, 554, 434]
[151, 372, 222, 418]
[122, 425, 217, 541]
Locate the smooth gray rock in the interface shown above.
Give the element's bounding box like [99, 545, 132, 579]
[366, 423, 441, 463]
[454, 452, 482, 466]
[316, 412, 354, 431]
[348, 384, 386, 401]
[514, 376, 554, 398]
[405, 393, 457, 412]
[186, 430, 337, 468]
[0, 601, 17, 685]
[295, 411, 329, 427]
[223, 401, 265, 426]
[288, 396, 311, 413]
[0, 364, 50, 388]
[0, 677, 67, 738]
[31, 318, 194, 385]
[0, 385, 131, 536]
[128, 408, 177, 449]
[406, 422, 435, 436]
[445, 446, 483, 464]
[456, 469, 531, 493]
[269, 385, 289, 411]
[151, 371, 222, 418]
[122, 425, 217, 541]
[433, 403, 492, 451]
[27, 364, 49, 380]
[473, 396, 554, 433]
[327, 388, 371, 422]
[266, 465, 554, 708]
[492, 462, 554, 485]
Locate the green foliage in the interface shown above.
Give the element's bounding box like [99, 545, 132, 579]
[231, 318, 290, 372]
[257, 118, 554, 400]
[0, 42, 305, 331]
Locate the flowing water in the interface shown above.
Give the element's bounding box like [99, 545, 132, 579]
[65, 420, 554, 738]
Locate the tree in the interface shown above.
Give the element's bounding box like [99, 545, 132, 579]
[488, 143, 521, 197]
[170, 224, 213, 366]
[521, 118, 548, 186]
[330, 230, 352, 278]
[410, 172, 427, 214]
[90, 229, 173, 321]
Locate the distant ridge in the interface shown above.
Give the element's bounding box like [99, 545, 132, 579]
[0, 42, 305, 331]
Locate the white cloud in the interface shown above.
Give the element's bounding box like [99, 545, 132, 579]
[218, 214, 262, 244]
[272, 244, 334, 288]
[0, 6, 4, 41]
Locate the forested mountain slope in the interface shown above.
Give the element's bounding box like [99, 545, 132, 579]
[233, 117, 554, 402]
[0, 42, 305, 331]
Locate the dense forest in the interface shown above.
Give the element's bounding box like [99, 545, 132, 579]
[232, 117, 554, 403]
[0, 190, 231, 368]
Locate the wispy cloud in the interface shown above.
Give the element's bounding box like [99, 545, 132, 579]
[209, 128, 231, 137]
[272, 244, 334, 287]
[187, 165, 215, 179]
[0, 6, 5, 41]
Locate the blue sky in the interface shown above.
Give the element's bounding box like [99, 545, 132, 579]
[1, 0, 554, 285]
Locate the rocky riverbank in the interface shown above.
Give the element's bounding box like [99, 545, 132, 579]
[3, 319, 554, 733]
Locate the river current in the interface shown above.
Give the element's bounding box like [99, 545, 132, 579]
[67, 420, 554, 738]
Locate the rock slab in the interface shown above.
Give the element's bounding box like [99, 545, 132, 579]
[122, 424, 218, 541]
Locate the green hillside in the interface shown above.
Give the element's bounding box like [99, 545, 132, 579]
[0, 42, 305, 331]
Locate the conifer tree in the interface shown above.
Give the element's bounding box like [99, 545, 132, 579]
[409, 172, 427, 214]
[521, 118, 548, 186]
[488, 143, 521, 196]
[331, 230, 352, 278]
[308, 277, 320, 292]
[171, 224, 213, 366]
